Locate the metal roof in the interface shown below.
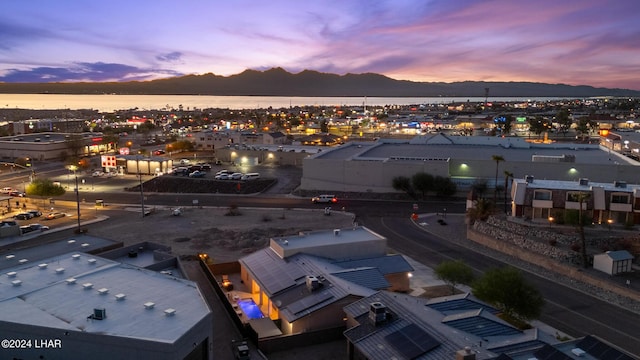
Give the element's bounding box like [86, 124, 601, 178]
[333, 254, 414, 275]
[0, 251, 210, 342]
[330, 267, 390, 290]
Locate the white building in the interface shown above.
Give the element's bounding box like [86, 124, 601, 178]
[593, 250, 634, 275]
[0, 251, 213, 360]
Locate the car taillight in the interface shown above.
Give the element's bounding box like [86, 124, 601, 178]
[332, 198, 338, 202]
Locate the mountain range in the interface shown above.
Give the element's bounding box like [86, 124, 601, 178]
[1, 68, 638, 97]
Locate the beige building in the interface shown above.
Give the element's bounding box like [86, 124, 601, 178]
[0, 132, 113, 161]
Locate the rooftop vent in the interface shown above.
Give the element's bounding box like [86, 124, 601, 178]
[55, 268, 65, 274]
[306, 275, 321, 291]
[12, 279, 22, 287]
[455, 346, 477, 360]
[524, 175, 534, 183]
[92, 308, 106, 320]
[81, 243, 90, 248]
[72, 254, 81, 259]
[88, 258, 97, 264]
[579, 178, 589, 186]
[97, 288, 109, 295]
[5, 254, 15, 260]
[68, 240, 76, 244]
[614, 181, 627, 188]
[369, 302, 387, 325]
[7, 271, 17, 277]
[19, 259, 28, 264]
[334, 229, 341, 236]
[144, 302, 155, 309]
[115, 293, 126, 301]
[66, 278, 77, 284]
[128, 250, 138, 258]
[82, 283, 93, 289]
[164, 308, 177, 316]
[38, 263, 48, 269]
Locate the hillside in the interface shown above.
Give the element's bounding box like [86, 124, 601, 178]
[1, 68, 638, 97]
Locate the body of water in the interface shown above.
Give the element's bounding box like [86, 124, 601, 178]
[1, 94, 573, 113]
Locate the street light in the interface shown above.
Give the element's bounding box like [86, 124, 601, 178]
[67, 165, 82, 233]
[548, 216, 554, 227]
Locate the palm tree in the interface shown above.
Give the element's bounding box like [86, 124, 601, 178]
[576, 192, 591, 268]
[503, 170, 514, 214]
[491, 155, 505, 204]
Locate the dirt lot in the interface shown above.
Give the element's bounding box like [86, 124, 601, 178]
[89, 205, 355, 262]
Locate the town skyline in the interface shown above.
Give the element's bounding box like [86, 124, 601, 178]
[1, 1, 640, 90]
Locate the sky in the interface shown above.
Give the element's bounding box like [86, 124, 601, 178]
[1, 0, 640, 90]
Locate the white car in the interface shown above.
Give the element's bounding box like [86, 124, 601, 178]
[92, 171, 104, 177]
[230, 172, 243, 180]
[215, 173, 230, 180]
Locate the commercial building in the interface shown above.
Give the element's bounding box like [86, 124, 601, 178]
[0, 132, 114, 161]
[300, 134, 640, 193]
[0, 237, 213, 360]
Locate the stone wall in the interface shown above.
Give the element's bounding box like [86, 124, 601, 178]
[468, 217, 637, 300]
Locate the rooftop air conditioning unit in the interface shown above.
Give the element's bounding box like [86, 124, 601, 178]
[579, 178, 589, 186]
[369, 302, 387, 324]
[614, 181, 627, 188]
[571, 348, 586, 357]
[524, 175, 534, 183]
[306, 275, 320, 291]
[334, 229, 341, 236]
[164, 308, 176, 316]
[144, 302, 155, 309]
[93, 308, 106, 320]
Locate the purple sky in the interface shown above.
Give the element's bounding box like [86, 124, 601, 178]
[1, 0, 639, 90]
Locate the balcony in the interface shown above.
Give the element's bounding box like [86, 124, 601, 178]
[565, 202, 587, 210]
[532, 200, 553, 209]
[610, 203, 632, 212]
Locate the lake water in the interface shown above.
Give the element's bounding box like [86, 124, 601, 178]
[1, 94, 570, 112]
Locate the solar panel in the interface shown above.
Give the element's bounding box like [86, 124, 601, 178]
[287, 292, 334, 315]
[533, 344, 572, 360]
[384, 324, 440, 359]
[576, 335, 635, 360]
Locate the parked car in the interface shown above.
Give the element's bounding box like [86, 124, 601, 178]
[28, 223, 50, 231]
[27, 210, 42, 217]
[200, 163, 212, 170]
[216, 169, 231, 176]
[45, 212, 65, 220]
[189, 170, 206, 178]
[215, 173, 230, 180]
[92, 170, 104, 177]
[14, 212, 34, 220]
[230, 172, 243, 180]
[179, 159, 191, 165]
[9, 191, 26, 197]
[20, 225, 35, 234]
[1, 187, 13, 193]
[241, 173, 260, 181]
[153, 149, 166, 155]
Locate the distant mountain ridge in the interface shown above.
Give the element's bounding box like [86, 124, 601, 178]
[1, 67, 638, 97]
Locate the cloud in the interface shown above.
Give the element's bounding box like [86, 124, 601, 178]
[156, 52, 183, 63]
[0, 62, 183, 82]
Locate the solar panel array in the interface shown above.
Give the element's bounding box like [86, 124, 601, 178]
[576, 335, 636, 360]
[533, 344, 573, 360]
[287, 292, 333, 315]
[384, 323, 440, 359]
[443, 313, 521, 338]
[245, 251, 305, 294]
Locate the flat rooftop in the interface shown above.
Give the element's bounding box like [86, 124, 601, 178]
[270, 226, 386, 255]
[312, 137, 627, 165]
[0, 251, 209, 342]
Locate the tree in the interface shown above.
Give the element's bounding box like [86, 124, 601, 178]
[65, 134, 85, 162]
[433, 175, 457, 197]
[435, 260, 475, 294]
[392, 176, 413, 195]
[472, 267, 544, 322]
[466, 198, 495, 224]
[491, 155, 504, 203]
[25, 178, 66, 207]
[555, 109, 572, 136]
[575, 117, 598, 140]
[412, 173, 434, 199]
[528, 116, 550, 138]
[576, 192, 590, 268]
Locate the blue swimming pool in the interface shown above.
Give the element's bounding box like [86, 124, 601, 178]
[237, 298, 264, 319]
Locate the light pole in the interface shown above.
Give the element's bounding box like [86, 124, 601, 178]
[68, 165, 82, 233]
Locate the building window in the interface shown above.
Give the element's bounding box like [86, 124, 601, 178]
[611, 193, 629, 204]
[534, 190, 552, 201]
